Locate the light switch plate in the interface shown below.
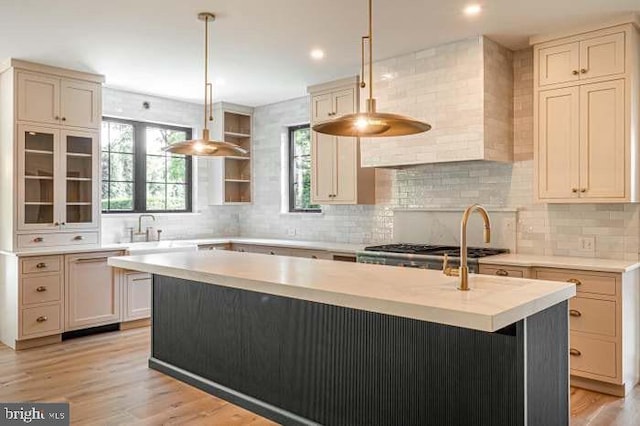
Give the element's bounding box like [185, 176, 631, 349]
[578, 237, 595, 254]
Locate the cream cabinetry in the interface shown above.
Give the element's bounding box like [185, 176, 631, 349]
[479, 263, 639, 396]
[537, 32, 625, 86]
[0, 59, 104, 252]
[533, 23, 639, 203]
[18, 255, 63, 340]
[17, 124, 100, 234]
[308, 78, 375, 205]
[123, 272, 151, 322]
[65, 251, 122, 331]
[17, 71, 101, 129]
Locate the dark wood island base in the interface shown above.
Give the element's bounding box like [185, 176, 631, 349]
[149, 275, 569, 426]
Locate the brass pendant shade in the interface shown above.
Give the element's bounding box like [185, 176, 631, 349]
[312, 0, 431, 138]
[164, 13, 247, 157]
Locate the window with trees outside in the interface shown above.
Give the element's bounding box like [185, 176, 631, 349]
[289, 125, 319, 212]
[101, 118, 192, 213]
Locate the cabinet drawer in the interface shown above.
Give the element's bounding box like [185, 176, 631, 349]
[570, 335, 617, 378]
[286, 248, 332, 260]
[18, 232, 99, 249]
[534, 268, 617, 296]
[569, 297, 616, 337]
[479, 265, 531, 278]
[21, 304, 62, 338]
[21, 274, 62, 306]
[21, 256, 62, 274]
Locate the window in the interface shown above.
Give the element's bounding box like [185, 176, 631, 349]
[101, 118, 192, 213]
[289, 125, 319, 212]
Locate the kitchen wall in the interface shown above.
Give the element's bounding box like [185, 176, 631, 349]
[240, 45, 640, 260]
[101, 88, 240, 243]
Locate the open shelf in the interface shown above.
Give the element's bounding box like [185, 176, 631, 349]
[225, 131, 251, 138]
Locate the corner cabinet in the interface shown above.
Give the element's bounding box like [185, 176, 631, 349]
[533, 22, 640, 203]
[208, 102, 254, 205]
[308, 77, 375, 205]
[0, 59, 104, 251]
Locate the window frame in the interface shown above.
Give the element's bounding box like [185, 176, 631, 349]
[101, 117, 193, 214]
[288, 124, 320, 213]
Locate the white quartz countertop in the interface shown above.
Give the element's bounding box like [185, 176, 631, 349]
[108, 250, 576, 333]
[7, 237, 366, 257]
[478, 254, 640, 273]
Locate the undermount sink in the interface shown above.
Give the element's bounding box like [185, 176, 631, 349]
[126, 240, 199, 255]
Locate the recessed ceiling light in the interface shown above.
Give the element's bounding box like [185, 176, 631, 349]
[310, 49, 325, 60]
[464, 4, 482, 16]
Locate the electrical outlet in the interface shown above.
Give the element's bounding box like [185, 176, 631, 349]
[578, 237, 595, 253]
[287, 228, 296, 237]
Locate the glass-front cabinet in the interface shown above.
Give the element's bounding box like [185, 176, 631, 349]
[18, 124, 99, 231]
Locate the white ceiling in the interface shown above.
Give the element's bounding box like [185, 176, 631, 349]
[0, 0, 637, 106]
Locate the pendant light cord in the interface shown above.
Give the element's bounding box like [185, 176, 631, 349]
[204, 15, 213, 129]
[368, 0, 373, 102]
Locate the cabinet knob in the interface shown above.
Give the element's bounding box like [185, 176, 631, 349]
[572, 70, 579, 76]
[54, 115, 60, 120]
[239, 248, 245, 252]
[580, 188, 587, 193]
[571, 188, 578, 193]
[567, 278, 582, 286]
[61, 222, 66, 226]
[580, 68, 587, 74]
[36, 316, 48, 323]
[54, 222, 60, 226]
[36, 286, 47, 292]
[73, 235, 84, 241]
[311, 255, 318, 259]
[269, 251, 276, 255]
[569, 348, 581, 356]
[495, 269, 509, 277]
[36, 262, 47, 269]
[61, 117, 66, 121]
[569, 309, 582, 317]
[33, 237, 44, 243]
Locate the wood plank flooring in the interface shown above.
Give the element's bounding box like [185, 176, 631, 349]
[0, 328, 637, 425]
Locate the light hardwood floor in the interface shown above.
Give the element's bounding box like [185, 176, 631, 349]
[0, 328, 637, 425]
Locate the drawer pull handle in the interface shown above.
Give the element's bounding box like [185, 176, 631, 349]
[569, 309, 582, 317]
[36, 286, 47, 292]
[33, 237, 44, 243]
[36, 262, 47, 269]
[73, 235, 84, 241]
[495, 269, 509, 276]
[269, 251, 276, 255]
[74, 257, 109, 263]
[567, 278, 582, 286]
[36, 316, 48, 323]
[311, 255, 318, 259]
[569, 348, 581, 357]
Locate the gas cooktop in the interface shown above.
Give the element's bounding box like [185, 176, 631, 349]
[364, 244, 508, 259]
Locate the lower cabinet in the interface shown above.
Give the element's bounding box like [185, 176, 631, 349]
[229, 243, 332, 260]
[123, 272, 152, 321]
[65, 251, 123, 331]
[479, 263, 639, 396]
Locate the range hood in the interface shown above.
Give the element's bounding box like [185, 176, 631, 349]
[359, 36, 514, 168]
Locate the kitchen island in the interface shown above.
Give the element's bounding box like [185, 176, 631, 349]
[109, 250, 576, 426]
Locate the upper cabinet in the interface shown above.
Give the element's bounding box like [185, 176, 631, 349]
[537, 32, 625, 87]
[308, 77, 375, 205]
[17, 71, 101, 129]
[533, 22, 640, 203]
[0, 59, 104, 252]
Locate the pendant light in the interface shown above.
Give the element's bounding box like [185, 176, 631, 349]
[312, 0, 431, 137]
[164, 13, 248, 157]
